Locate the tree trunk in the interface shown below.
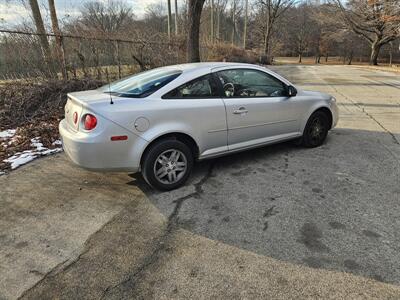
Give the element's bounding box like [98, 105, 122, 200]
[48, 0, 67, 79]
[29, 0, 53, 76]
[263, 23, 272, 64]
[174, 0, 179, 35]
[167, 0, 172, 40]
[187, 0, 205, 62]
[370, 41, 381, 66]
[298, 53, 302, 63]
[325, 53, 328, 62]
[347, 51, 353, 65]
[243, 0, 248, 49]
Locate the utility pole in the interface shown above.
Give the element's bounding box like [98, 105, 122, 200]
[174, 0, 179, 35]
[231, 1, 236, 46]
[243, 0, 248, 49]
[216, 0, 220, 42]
[167, 0, 172, 40]
[210, 0, 214, 43]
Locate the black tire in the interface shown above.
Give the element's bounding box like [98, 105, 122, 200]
[301, 111, 329, 148]
[142, 139, 194, 191]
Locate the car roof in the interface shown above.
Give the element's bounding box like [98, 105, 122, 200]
[165, 62, 260, 73]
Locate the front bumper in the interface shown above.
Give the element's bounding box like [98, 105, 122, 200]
[59, 119, 147, 172]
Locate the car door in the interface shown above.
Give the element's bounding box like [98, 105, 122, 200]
[215, 68, 301, 151]
[161, 73, 228, 158]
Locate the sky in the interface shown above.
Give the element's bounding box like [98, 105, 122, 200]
[0, 0, 163, 28]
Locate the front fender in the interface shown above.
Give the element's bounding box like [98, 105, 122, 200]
[300, 103, 333, 134]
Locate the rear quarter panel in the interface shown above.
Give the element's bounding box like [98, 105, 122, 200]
[93, 97, 228, 158]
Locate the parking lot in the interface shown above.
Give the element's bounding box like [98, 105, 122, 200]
[1, 65, 399, 299]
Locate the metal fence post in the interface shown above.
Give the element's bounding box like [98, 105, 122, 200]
[60, 35, 68, 80]
[116, 40, 122, 79]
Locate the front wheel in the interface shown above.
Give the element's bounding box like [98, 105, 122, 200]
[301, 111, 329, 148]
[142, 139, 193, 191]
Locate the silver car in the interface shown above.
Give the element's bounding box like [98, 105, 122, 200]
[59, 62, 338, 190]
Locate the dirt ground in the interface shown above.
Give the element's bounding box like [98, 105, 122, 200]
[0, 65, 399, 299]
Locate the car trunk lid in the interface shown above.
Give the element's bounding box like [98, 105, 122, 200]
[65, 96, 83, 132]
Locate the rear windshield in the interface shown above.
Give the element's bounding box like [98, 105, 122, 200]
[99, 68, 182, 98]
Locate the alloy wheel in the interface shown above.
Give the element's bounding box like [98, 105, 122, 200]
[153, 149, 187, 184]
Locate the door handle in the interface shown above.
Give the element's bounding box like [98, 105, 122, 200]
[233, 107, 248, 114]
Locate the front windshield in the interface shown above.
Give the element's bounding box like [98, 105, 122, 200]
[99, 68, 182, 98]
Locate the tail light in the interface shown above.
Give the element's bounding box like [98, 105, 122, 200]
[83, 114, 97, 130]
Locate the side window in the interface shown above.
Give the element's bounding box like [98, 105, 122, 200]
[217, 69, 286, 98]
[163, 74, 219, 99]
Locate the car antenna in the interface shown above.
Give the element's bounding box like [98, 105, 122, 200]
[105, 67, 114, 105]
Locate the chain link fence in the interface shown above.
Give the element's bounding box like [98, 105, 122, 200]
[0, 29, 187, 81]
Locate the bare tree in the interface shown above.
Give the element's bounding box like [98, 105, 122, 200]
[187, 0, 206, 62]
[48, 0, 67, 79]
[259, 0, 297, 64]
[216, 0, 228, 42]
[335, 0, 400, 65]
[29, 0, 53, 73]
[78, 1, 134, 34]
[144, 2, 167, 33]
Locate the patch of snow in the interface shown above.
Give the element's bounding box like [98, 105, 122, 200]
[31, 137, 47, 151]
[3, 137, 63, 170]
[52, 139, 62, 146]
[5, 151, 38, 169]
[0, 129, 16, 139]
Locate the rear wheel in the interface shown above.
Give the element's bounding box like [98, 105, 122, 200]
[142, 139, 193, 191]
[302, 111, 329, 148]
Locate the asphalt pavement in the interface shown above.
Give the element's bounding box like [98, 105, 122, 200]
[0, 65, 399, 299]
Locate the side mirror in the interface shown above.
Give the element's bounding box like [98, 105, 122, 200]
[287, 85, 297, 97]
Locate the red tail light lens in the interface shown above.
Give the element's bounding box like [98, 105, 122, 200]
[73, 112, 78, 124]
[83, 114, 97, 130]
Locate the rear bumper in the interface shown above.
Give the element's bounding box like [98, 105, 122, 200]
[59, 119, 147, 172]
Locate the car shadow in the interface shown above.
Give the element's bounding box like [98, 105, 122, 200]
[126, 128, 400, 285]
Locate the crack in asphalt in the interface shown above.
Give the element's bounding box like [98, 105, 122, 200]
[17, 258, 69, 299]
[17, 209, 126, 300]
[100, 162, 215, 299]
[168, 162, 215, 225]
[323, 76, 399, 146]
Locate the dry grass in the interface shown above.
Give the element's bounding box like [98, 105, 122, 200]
[274, 56, 400, 67]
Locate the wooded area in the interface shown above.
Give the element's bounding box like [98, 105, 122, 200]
[0, 0, 399, 79]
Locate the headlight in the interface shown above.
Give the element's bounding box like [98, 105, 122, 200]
[331, 96, 336, 102]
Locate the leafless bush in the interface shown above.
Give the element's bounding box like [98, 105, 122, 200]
[203, 43, 258, 63]
[0, 78, 104, 130]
